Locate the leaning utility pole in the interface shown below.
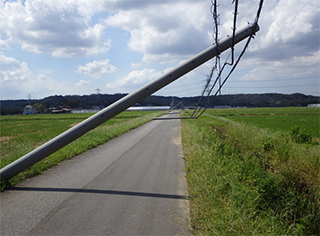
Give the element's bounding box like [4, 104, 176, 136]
[0, 23, 259, 181]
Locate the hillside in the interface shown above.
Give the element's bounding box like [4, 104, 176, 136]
[1, 93, 319, 115]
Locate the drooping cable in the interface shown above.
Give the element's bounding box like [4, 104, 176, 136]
[191, 0, 220, 117]
[192, 0, 264, 118]
[192, 0, 239, 118]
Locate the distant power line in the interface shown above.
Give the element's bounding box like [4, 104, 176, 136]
[227, 77, 319, 83]
[224, 84, 319, 89]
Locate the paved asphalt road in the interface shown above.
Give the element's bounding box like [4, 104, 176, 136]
[1, 111, 190, 235]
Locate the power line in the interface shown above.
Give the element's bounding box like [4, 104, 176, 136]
[227, 77, 319, 83]
[192, 0, 264, 118]
[224, 84, 319, 89]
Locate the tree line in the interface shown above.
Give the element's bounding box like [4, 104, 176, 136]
[1, 93, 319, 115]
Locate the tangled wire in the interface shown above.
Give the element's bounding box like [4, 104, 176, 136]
[191, 0, 264, 118]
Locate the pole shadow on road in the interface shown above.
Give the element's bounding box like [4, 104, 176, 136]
[9, 187, 188, 200]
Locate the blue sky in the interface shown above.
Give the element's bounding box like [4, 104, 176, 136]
[1, 0, 319, 100]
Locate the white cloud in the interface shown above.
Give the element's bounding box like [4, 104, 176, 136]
[0, 54, 31, 82]
[76, 80, 91, 87]
[0, 0, 111, 57]
[0, 39, 10, 50]
[105, 1, 212, 62]
[106, 68, 162, 91]
[131, 63, 141, 68]
[262, 0, 318, 44]
[217, 0, 320, 95]
[0, 53, 71, 98]
[252, 0, 320, 61]
[76, 59, 117, 78]
[241, 50, 320, 82]
[37, 74, 49, 81]
[103, 0, 271, 63]
[39, 69, 53, 74]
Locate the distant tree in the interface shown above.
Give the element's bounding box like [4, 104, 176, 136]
[34, 103, 50, 114]
[0, 107, 23, 115]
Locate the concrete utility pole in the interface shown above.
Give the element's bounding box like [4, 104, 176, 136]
[0, 23, 259, 181]
[28, 93, 31, 103]
[95, 88, 101, 105]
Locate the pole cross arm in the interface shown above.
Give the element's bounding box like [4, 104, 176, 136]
[0, 23, 259, 181]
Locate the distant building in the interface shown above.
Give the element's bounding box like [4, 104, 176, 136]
[307, 104, 320, 107]
[51, 106, 73, 114]
[24, 105, 37, 115]
[213, 105, 232, 109]
[71, 107, 103, 114]
[126, 106, 170, 111]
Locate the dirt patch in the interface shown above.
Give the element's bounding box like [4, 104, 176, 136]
[70, 122, 80, 127]
[213, 126, 226, 139]
[0, 136, 14, 142]
[172, 136, 182, 146]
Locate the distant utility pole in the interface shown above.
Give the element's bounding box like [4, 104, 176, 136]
[170, 98, 175, 109]
[95, 88, 101, 105]
[28, 93, 32, 103]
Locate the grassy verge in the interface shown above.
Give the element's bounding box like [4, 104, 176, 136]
[181, 109, 319, 235]
[1, 111, 164, 189]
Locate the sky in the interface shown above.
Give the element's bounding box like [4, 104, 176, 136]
[0, 0, 319, 100]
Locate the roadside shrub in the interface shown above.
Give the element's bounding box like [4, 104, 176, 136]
[262, 138, 275, 151]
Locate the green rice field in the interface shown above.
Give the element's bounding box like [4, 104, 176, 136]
[204, 107, 320, 138]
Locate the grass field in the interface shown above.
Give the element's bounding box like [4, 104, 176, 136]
[0, 110, 165, 188]
[181, 107, 319, 235]
[206, 107, 320, 138]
